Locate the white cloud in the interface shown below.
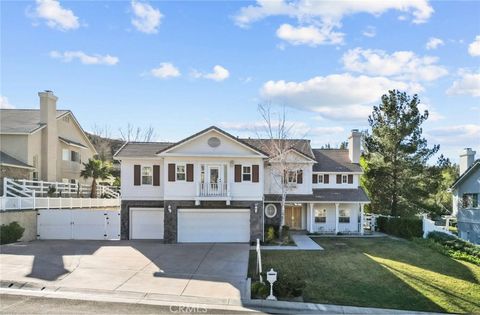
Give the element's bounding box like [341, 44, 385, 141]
[0, 96, 15, 109]
[150, 62, 180, 79]
[192, 65, 230, 81]
[49, 50, 119, 65]
[362, 26, 376, 38]
[468, 35, 480, 57]
[426, 37, 444, 50]
[260, 73, 423, 121]
[33, 0, 80, 31]
[131, 0, 162, 34]
[446, 70, 480, 97]
[342, 47, 448, 81]
[276, 24, 343, 46]
[234, 0, 432, 46]
[427, 124, 480, 145]
[418, 102, 444, 122]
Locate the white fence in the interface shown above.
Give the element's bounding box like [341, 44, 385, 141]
[422, 215, 453, 238]
[1, 196, 120, 211]
[3, 178, 120, 199]
[256, 238, 263, 283]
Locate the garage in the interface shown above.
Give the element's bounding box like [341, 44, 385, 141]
[177, 209, 250, 243]
[37, 209, 120, 240]
[130, 208, 164, 239]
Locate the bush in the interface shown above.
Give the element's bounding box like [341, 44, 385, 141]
[424, 231, 480, 265]
[0, 222, 25, 245]
[377, 216, 422, 239]
[265, 226, 277, 243]
[251, 281, 269, 299]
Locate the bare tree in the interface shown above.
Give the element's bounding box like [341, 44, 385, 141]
[256, 104, 309, 238]
[118, 123, 156, 142]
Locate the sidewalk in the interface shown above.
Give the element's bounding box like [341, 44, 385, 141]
[0, 283, 445, 315]
[250, 234, 324, 251]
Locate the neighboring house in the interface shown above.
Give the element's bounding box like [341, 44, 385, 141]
[0, 91, 97, 194]
[451, 148, 480, 244]
[114, 126, 369, 243]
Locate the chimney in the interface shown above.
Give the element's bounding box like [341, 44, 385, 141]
[459, 148, 476, 175]
[348, 129, 361, 164]
[39, 90, 58, 181]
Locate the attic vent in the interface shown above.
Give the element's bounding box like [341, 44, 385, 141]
[208, 137, 221, 148]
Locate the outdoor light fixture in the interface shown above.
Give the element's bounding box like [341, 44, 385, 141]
[168, 205, 172, 213]
[254, 203, 258, 213]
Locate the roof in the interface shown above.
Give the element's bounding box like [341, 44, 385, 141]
[59, 136, 88, 149]
[241, 138, 315, 160]
[114, 142, 174, 158]
[0, 109, 69, 134]
[264, 188, 370, 203]
[156, 126, 269, 156]
[312, 149, 362, 172]
[0, 151, 34, 169]
[451, 160, 480, 189]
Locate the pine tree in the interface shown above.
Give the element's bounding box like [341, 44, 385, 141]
[363, 90, 439, 217]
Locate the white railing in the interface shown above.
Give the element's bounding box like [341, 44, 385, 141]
[0, 196, 120, 211]
[256, 238, 263, 283]
[198, 182, 229, 197]
[422, 215, 453, 238]
[3, 178, 120, 199]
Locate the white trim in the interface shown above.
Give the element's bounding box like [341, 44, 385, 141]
[0, 163, 35, 170]
[176, 163, 187, 181]
[265, 203, 277, 218]
[159, 153, 266, 158]
[157, 129, 268, 158]
[242, 164, 252, 182]
[178, 208, 250, 213]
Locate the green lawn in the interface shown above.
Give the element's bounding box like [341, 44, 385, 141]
[248, 237, 480, 313]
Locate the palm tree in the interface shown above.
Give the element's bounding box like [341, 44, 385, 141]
[80, 158, 111, 198]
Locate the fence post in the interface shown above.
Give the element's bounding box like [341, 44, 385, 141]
[18, 196, 22, 210]
[256, 238, 263, 283]
[47, 197, 50, 209]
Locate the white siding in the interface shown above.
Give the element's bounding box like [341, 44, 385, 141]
[312, 173, 360, 189]
[121, 159, 164, 200]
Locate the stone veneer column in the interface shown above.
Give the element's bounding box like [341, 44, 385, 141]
[163, 202, 178, 243]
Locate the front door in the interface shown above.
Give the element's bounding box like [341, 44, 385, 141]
[285, 206, 302, 229]
[206, 165, 221, 195]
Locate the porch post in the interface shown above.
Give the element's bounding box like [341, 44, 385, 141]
[309, 203, 314, 233]
[335, 203, 339, 234]
[360, 203, 365, 235]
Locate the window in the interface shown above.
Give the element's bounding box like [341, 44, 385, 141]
[176, 164, 186, 181]
[62, 149, 69, 161]
[142, 166, 153, 185]
[71, 151, 80, 163]
[463, 193, 479, 208]
[265, 204, 277, 218]
[339, 209, 350, 223]
[287, 170, 297, 184]
[242, 166, 251, 181]
[318, 174, 323, 183]
[342, 175, 348, 183]
[315, 208, 326, 223]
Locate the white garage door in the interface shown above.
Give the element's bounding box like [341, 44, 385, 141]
[178, 209, 250, 243]
[37, 209, 120, 240]
[130, 208, 164, 239]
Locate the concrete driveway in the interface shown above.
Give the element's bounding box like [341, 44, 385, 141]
[0, 241, 250, 300]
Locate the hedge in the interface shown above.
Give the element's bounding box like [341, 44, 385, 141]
[377, 216, 422, 239]
[0, 221, 25, 245]
[425, 231, 480, 265]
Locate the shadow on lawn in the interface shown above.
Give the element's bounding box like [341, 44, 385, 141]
[340, 237, 479, 285]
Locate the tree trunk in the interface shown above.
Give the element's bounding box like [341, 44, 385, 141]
[91, 179, 97, 198]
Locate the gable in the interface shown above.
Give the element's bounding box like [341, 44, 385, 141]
[452, 163, 480, 191]
[269, 149, 316, 164]
[159, 129, 266, 157]
[57, 112, 97, 154]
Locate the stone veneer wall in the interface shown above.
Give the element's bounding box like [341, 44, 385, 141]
[120, 200, 164, 240]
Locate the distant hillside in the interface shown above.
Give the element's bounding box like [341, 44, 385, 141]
[86, 133, 125, 162]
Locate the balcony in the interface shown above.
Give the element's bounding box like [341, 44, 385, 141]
[195, 182, 231, 205]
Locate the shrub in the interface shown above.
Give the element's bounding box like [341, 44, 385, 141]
[265, 226, 276, 243]
[251, 281, 269, 299]
[377, 216, 422, 239]
[424, 231, 480, 265]
[273, 272, 306, 298]
[0, 222, 25, 245]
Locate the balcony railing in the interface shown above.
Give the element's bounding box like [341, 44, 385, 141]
[198, 182, 229, 197]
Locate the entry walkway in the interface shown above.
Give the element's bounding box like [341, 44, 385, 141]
[251, 234, 323, 251]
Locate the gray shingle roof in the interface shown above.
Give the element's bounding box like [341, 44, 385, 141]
[114, 142, 174, 158]
[0, 151, 34, 168]
[241, 138, 315, 160]
[0, 109, 70, 133]
[312, 149, 362, 172]
[264, 188, 370, 202]
[59, 136, 88, 149]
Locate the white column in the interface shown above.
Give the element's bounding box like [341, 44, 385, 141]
[335, 203, 339, 234]
[309, 203, 314, 232]
[360, 203, 365, 235]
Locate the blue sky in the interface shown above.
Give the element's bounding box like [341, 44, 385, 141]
[1, 0, 479, 161]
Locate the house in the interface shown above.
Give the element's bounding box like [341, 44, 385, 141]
[0, 91, 97, 194]
[114, 126, 370, 243]
[451, 148, 480, 244]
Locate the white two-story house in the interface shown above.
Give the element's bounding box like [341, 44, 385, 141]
[114, 126, 369, 243]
